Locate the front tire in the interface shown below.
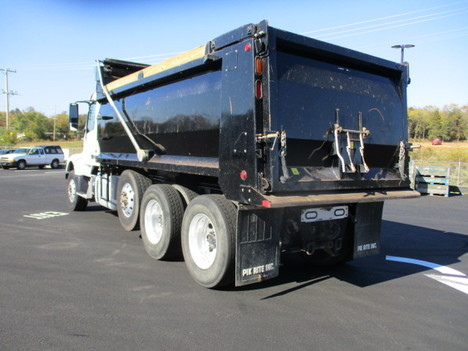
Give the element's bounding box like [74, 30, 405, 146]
[17, 160, 26, 170]
[181, 195, 236, 288]
[140, 184, 184, 260]
[117, 170, 151, 231]
[67, 170, 88, 211]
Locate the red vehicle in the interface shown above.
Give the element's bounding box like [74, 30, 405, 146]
[432, 138, 442, 145]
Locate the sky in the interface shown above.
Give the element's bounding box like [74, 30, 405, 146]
[1, 0, 467, 117]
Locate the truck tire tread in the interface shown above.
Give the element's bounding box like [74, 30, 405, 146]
[140, 184, 184, 260]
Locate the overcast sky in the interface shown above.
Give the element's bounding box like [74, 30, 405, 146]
[1, 0, 467, 116]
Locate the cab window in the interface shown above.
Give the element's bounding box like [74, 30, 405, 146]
[86, 103, 96, 132]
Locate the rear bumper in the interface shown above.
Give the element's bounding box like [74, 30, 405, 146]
[259, 189, 420, 208]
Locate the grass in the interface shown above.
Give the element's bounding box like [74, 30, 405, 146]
[409, 140, 468, 163]
[13, 140, 83, 149]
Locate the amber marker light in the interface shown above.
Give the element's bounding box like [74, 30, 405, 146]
[255, 57, 263, 75]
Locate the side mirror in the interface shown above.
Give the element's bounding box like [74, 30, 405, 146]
[69, 103, 79, 131]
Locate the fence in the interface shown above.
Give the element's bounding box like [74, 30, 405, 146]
[410, 160, 467, 195]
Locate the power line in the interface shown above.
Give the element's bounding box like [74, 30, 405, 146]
[301, 0, 468, 36]
[1, 68, 18, 130]
[315, 7, 468, 41]
[364, 26, 468, 51]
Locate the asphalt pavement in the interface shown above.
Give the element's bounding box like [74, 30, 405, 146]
[0, 167, 467, 351]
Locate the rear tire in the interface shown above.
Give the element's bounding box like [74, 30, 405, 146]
[67, 170, 88, 211]
[171, 184, 198, 207]
[140, 184, 184, 260]
[181, 195, 236, 288]
[50, 159, 59, 169]
[117, 170, 151, 231]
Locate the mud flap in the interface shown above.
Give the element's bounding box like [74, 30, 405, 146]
[235, 207, 281, 286]
[353, 202, 384, 258]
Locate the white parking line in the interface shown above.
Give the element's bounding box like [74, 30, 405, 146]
[23, 211, 69, 220]
[386, 255, 468, 296]
[424, 274, 468, 295]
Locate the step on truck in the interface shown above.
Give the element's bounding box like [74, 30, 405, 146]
[66, 20, 419, 288]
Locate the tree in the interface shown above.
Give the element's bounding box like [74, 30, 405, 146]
[408, 107, 429, 139]
[426, 107, 443, 140]
[10, 110, 52, 141]
[0, 128, 17, 145]
[442, 105, 466, 142]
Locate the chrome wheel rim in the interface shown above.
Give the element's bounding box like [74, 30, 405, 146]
[144, 199, 164, 244]
[68, 179, 77, 204]
[120, 183, 135, 218]
[188, 213, 216, 269]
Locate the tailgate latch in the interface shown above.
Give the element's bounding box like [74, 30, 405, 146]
[333, 111, 370, 173]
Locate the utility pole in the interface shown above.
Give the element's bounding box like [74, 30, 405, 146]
[53, 106, 57, 141]
[1, 68, 18, 130]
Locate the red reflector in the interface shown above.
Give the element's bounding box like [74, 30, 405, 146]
[240, 170, 247, 180]
[244, 43, 252, 52]
[255, 80, 262, 99]
[261, 200, 271, 208]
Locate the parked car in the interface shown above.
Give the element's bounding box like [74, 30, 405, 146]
[0, 148, 16, 155]
[432, 138, 442, 145]
[0, 145, 64, 170]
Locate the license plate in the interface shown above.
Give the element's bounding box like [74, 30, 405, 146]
[301, 206, 348, 223]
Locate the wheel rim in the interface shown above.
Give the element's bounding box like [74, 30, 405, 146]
[144, 199, 164, 244]
[120, 183, 135, 218]
[188, 213, 217, 269]
[68, 178, 77, 204]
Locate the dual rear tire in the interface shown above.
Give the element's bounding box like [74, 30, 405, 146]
[139, 185, 236, 288]
[140, 184, 184, 260]
[181, 195, 236, 288]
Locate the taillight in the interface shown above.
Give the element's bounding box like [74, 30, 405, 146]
[240, 170, 247, 180]
[255, 80, 262, 99]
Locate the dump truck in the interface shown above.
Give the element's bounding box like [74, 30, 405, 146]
[66, 20, 419, 288]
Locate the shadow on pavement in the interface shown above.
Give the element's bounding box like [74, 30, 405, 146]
[230, 219, 467, 295]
